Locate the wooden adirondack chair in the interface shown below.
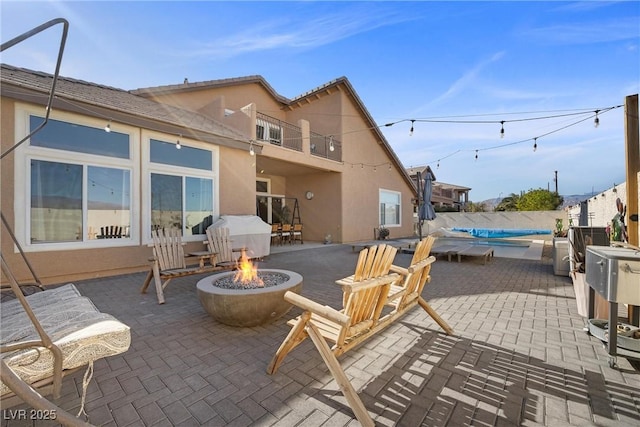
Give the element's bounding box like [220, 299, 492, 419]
[141, 228, 219, 304]
[267, 243, 400, 427]
[204, 227, 246, 268]
[385, 236, 454, 335]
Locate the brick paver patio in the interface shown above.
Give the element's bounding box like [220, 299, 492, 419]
[2, 243, 639, 426]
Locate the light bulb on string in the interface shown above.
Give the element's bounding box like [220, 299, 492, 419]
[533, 138, 537, 152]
[176, 134, 182, 150]
[249, 141, 255, 156]
[475, 150, 478, 160]
[104, 120, 111, 133]
[500, 121, 505, 139]
[329, 135, 335, 152]
[388, 164, 392, 171]
[373, 166, 377, 172]
[436, 161, 440, 169]
[409, 120, 415, 136]
[594, 110, 600, 128]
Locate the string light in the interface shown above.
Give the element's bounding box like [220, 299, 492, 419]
[533, 137, 537, 152]
[6, 87, 621, 170]
[329, 135, 335, 152]
[409, 119, 415, 136]
[436, 161, 440, 169]
[176, 134, 181, 150]
[249, 140, 255, 156]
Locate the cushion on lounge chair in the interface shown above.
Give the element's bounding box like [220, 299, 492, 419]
[0, 285, 131, 396]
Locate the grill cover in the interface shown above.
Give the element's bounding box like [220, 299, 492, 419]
[208, 215, 272, 259]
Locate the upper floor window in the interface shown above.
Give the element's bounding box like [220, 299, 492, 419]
[256, 116, 282, 145]
[380, 189, 401, 227]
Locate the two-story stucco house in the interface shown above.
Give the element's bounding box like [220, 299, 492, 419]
[1, 64, 417, 283]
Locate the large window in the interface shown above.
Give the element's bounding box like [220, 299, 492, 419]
[18, 112, 135, 249]
[148, 139, 215, 238]
[380, 189, 401, 227]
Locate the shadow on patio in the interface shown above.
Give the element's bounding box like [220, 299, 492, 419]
[2, 244, 639, 426]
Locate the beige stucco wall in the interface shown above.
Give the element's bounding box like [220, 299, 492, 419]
[138, 79, 418, 243]
[147, 83, 287, 122]
[218, 146, 257, 215]
[1, 97, 253, 285]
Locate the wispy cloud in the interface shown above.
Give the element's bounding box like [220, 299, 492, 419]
[521, 17, 639, 45]
[415, 51, 505, 111]
[181, 7, 416, 59]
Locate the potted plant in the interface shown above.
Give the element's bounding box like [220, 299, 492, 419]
[377, 225, 389, 240]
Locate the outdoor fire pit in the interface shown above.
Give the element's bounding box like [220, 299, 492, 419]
[196, 252, 302, 327]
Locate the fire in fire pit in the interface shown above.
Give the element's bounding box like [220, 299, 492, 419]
[233, 249, 263, 286]
[210, 249, 290, 290]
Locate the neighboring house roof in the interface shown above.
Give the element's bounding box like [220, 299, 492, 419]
[0, 64, 249, 146]
[406, 165, 436, 181]
[131, 74, 417, 193]
[406, 165, 471, 192]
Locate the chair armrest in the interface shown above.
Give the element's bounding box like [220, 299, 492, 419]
[284, 291, 350, 326]
[408, 256, 436, 273]
[389, 264, 409, 276]
[336, 273, 400, 292]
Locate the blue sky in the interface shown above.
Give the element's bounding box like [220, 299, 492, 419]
[2, 1, 639, 202]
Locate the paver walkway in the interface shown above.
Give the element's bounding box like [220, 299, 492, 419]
[2, 243, 639, 426]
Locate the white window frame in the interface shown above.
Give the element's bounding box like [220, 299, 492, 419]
[256, 117, 282, 145]
[141, 131, 219, 244]
[13, 104, 140, 251]
[379, 188, 402, 228]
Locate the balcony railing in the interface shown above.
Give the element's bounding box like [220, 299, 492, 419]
[309, 131, 342, 162]
[256, 112, 302, 152]
[255, 112, 343, 162]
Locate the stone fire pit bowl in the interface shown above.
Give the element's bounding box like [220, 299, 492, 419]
[196, 269, 303, 327]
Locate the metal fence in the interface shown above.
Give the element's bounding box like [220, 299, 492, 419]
[256, 112, 302, 152]
[309, 131, 342, 162]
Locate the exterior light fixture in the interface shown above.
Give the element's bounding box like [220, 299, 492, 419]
[176, 134, 182, 150]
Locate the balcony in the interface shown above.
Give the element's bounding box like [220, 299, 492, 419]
[256, 112, 342, 162]
[256, 112, 302, 152]
[310, 131, 342, 162]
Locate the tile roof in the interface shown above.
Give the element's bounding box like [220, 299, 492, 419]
[0, 64, 248, 142]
